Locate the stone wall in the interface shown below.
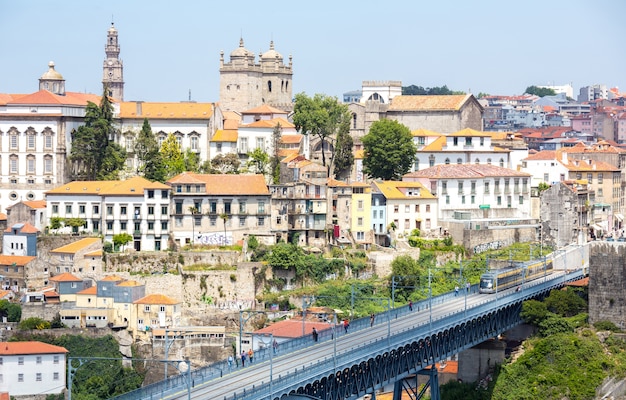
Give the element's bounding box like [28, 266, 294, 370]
[589, 242, 626, 329]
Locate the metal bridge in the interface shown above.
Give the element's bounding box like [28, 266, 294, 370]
[112, 247, 588, 400]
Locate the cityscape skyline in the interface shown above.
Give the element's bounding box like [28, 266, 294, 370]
[1, 0, 624, 103]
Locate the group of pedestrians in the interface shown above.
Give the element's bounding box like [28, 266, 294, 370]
[227, 348, 255, 369]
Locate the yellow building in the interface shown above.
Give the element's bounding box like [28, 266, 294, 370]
[350, 182, 372, 245]
[132, 294, 181, 338]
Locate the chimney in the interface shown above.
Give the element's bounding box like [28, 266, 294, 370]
[136, 101, 143, 116]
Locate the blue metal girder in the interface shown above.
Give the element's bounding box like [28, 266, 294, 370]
[286, 302, 524, 400]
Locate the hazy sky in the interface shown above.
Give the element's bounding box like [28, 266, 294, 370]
[1, 0, 624, 103]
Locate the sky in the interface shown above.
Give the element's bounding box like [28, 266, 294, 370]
[1, 0, 624, 103]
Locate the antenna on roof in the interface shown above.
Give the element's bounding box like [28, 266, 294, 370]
[112, 14, 114, 24]
[189, 89, 191, 102]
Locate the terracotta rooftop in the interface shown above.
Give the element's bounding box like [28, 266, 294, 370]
[116, 280, 143, 287]
[119, 101, 214, 119]
[7, 90, 101, 107]
[167, 173, 269, 195]
[51, 238, 100, 254]
[212, 129, 238, 142]
[77, 286, 97, 295]
[405, 164, 531, 179]
[6, 200, 47, 210]
[46, 176, 170, 196]
[389, 94, 472, 111]
[523, 150, 557, 161]
[0, 213, 6, 221]
[254, 319, 334, 338]
[411, 128, 442, 137]
[85, 250, 103, 257]
[0, 341, 68, 355]
[134, 294, 179, 305]
[241, 104, 288, 115]
[100, 274, 125, 282]
[0, 290, 13, 299]
[4, 222, 40, 234]
[242, 117, 294, 129]
[0, 255, 36, 266]
[448, 128, 491, 137]
[281, 134, 303, 144]
[374, 181, 436, 200]
[49, 272, 81, 282]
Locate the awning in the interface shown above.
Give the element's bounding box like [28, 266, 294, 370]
[592, 224, 604, 232]
[615, 213, 624, 222]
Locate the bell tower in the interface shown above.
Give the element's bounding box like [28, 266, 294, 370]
[102, 22, 124, 101]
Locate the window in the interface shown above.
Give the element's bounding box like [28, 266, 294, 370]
[93, 205, 100, 214]
[445, 158, 450, 165]
[356, 232, 364, 240]
[465, 137, 472, 146]
[147, 190, 154, 199]
[175, 217, 183, 227]
[160, 306, 166, 312]
[499, 158, 504, 167]
[257, 201, 265, 214]
[587, 173, 592, 184]
[394, 205, 399, 213]
[359, 200, 365, 211]
[121, 206, 127, 215]
[10, 133, 18, 150]
[54, 372, 60, 380]
[357, 217, 363, 226]
[36, 373, 42, 381]
[18, 373, 24, 382]
[471, 195, 475, 204]
[425, 205, 430, 212]
[598, 173, 603, 183]
[120, 222, 127, 230]
[27, 155, 35, 173]
[191, 136, 198, 150]
[453, 137, 458, 146]
[107, 221, 113, 230]
[36, 356, 42, 364]
[258, 217, 265, 226]
[18, 356, 24, 365]
[497, 196, 502, 205]
[441, 181, 447, 194]
[52, 204, 59, 214]
[10, 155, 18, 173]
[256, 137, 265, 150]
[107, 205, 113, 216]
[148, 222, 154, 231]
[79, 205, 86, 214]
[45, 134, 53, 150]
[161, 221, 168, 230]
[224, 202, 231, 214]
[239, 201, 247, 213]
[65, 204, 72, 214]
[44, 156, 53, 174]
[148, 206, 154, 215]
[456, 158, 462, 164]
[144, 305, 151, 312]
[484, 182, 490, 194]
[446, 195, 450, 204]
[162, 190, 168, 199]
[161, 206, 168, 216]
[458, 182, 463, 194]
[519, 196, 524, 204]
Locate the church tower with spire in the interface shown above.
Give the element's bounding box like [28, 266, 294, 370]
[102, 22, 124, 101]
[219, 38, 292, 112]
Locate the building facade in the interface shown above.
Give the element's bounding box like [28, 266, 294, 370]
[102, 23, 124, 101]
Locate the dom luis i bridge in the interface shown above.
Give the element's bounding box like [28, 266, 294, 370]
[110, 245, 588, 400]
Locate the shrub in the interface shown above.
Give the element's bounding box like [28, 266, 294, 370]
[594, 320, 621, 332]
[19, 317, 51, 330]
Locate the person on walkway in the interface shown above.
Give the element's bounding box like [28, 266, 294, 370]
[235, 352, 240, 367]
[312, 327, 318, 342]
[273, 339, 278, 354]
[455, 286, 459, 296]
[466, 282, 471, 293]
[370, 313, 375, 327]
[248, 348, 254, 363]
[343, 319, 349, 333]
[228, 355, 233, 369]
[241, 351, 246, 367]
[408, 300, 413, 311]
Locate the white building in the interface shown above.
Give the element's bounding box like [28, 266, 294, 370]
[45, 176, 171, 251]
[117, 101, 222, 173]
[0, 341, 68, 396]
[520, 150, 570, 186]
[413, 129, 520, 172]
[0, 62, 102, 213]
[404, 164, 532, 220]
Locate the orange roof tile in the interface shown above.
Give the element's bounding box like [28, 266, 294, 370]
[49, 272, 81, 282]
[523, 150, 557, 161]
[243, 117, 294, 129]
[212, 129, 238, 142]
[85, 250, 102, 257]
[8, 90, 102, 106]
[411, 128, 442, 137]
[77, 286, 97, 295]
[389, 94, 473, 111]
[0, 213, 6, 221]
[280, 134, 303, 144]
[51, 238, 100, 254]
[223, 119, 240, 130]
[167, 173, 269, 195]
[46, 176, 169, 196]
[421, 136, 447, 151]
[134, 293, 179, 305]
[0, 290, 13, 299]
[22, 200, 46, 209]
[119, 101, 214, 119]
[374, 181, 436, 200]
[44, 291, 60, 298]
[405, 164, 531, 179]
[241, 104, 288, 115]
[0, 341, 68, 355]
[449, 128, 490, 137]
[277, 149, 299, 157]
[254, 319, 334, 338]
[0, 255, 36, 266]
[100, 275, 125, 282]
[4, 222, 40, 234]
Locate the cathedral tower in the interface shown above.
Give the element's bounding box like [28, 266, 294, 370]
[219, 38, 292, 112]
[102, 22, 124, 101]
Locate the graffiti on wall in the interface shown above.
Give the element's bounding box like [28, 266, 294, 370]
[195, 232, 233, 246]
[473, 240, 503, 254]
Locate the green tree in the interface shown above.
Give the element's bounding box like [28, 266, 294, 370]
[49, 217, 64, 230]
[184, 148, 200, 172]
[402, 85, 465, 95]
[267, 242, 304, 271]
[65, 218, 86, 233]
[247, 147, 270, 176]
[219, 213, 230, 245]
[134, 118, 166, 181]
[362, 119, 417, 180]
[270, 123, 283, 184]
[544, 288, 587, 317]
[525, 85, 556, 97]
[333, 123, 354, 179]
[160, 133, 186, 178]
[19, 317, 51, 330]
[112, 233, 133, 251]
[520, 299, 550, 326]
[211, 153, 240, 174]
[0, 300, 21, 322]
[292, 93, 352, 175]
[69, 89, 126, 180]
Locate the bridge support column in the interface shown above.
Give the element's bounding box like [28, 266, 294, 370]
[391, 367, 440, 400]
[458, 339, 505, 384]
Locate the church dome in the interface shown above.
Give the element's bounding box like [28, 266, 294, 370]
[108, 22, 117, 33]
[230, 38, 254, 58]
[40, 61, 64, 80]
[261, 41, 283, 61]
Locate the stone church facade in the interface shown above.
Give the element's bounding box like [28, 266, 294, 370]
[219, 39, 293, 113]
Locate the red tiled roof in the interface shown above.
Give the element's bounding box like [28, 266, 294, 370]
[4, 222, 39, 234]
[0, 341, 68, 355]
[254, 319, 335, 338]
[0, 255, 36, 266]
[405, 164, 531, 179]
[167, 173, 269, 195]
[134, 294, 179, 305]
[77, 286, 97, 295]
[49, 272, 81, 282]
[8, 90, 101, 106]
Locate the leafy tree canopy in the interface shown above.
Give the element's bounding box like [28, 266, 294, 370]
[211, 153, 240, 174]
[134, 118, 166, 182]
[246, 147, 270, 176]
[333, 125, 354, 179]
[362, 119, 417, 180]
[160, 133, 186, 178]
[112, 233, 133, 249]
[292, 93, 352, 173]
[402, 85, 465, 95]
[524, 85, 556, 97]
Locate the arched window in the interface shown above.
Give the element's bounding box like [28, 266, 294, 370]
[267, 80, 272, 92]
[456, 158, 462, 164]
[414, 158, 419, 171]
[487, 158, 492, 165]
[475, 158, 480, 164]
[429, 155, 435, 167]
[499, 158, 505, 167]
[445, 158, 450, 165]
